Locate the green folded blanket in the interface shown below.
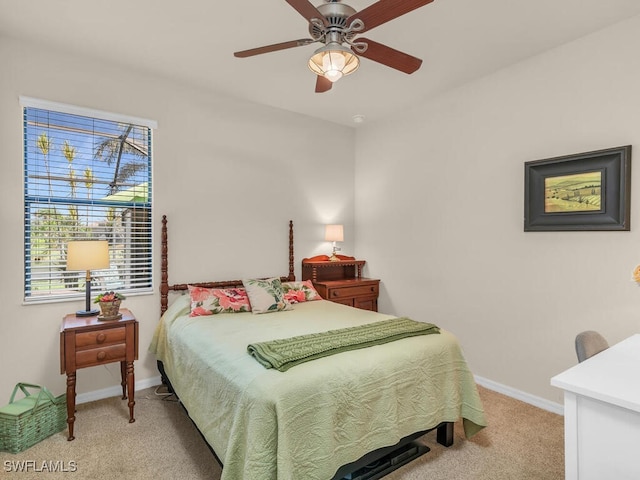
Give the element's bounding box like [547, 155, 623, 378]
[247, 317, 440, 372]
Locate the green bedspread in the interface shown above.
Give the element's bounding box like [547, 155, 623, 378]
[150, 297, 487, 480]
[248, 317, 440, 371]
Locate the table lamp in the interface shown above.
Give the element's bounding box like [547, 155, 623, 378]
[325, 224, 344, 262]
[66, 240, 110, 317]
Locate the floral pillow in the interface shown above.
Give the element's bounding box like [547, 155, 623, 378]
[242, 277, 292, 314]
[282, 280, 321, 304]
[188, 286, 251, 317]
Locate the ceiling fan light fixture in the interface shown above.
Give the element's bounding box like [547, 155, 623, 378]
[308, 43, 359, 83]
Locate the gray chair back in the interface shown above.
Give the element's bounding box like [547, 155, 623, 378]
[575, 331, 609, 363]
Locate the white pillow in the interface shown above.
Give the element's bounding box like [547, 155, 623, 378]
[242, 277, 292, 314]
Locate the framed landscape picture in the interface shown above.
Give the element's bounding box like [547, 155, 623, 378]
[524, 146, 631, 231]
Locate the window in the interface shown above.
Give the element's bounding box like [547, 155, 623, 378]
[22, 98, 156, 303]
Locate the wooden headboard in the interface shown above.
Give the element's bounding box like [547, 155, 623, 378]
[160, 215, 295, 315]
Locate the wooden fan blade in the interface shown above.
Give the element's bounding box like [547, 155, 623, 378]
[285, 0, 328, 26]
[315, 75, 333, 93]
[355, 38, 422, 74]
[234, 39, 315, 58]
[348, 0, 434, 33]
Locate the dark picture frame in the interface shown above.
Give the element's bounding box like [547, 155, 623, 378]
[524, 146, 631, 231]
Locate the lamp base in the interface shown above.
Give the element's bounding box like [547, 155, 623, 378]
[76, 309, 99, 317]
[328, 253, 341, 262]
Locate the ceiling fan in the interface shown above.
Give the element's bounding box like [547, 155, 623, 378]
[234, 0, 435, 93]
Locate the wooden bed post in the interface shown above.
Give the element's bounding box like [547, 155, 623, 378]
[160, 215, 169, 316]
[289, 220, 295, 281]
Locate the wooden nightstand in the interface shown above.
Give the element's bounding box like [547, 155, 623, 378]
[302, 255, 380, 312]
[59, 308, 138, 441]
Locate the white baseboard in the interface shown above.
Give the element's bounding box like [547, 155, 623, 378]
[474, 375, 564, 416]
[76, 376, 163, 405]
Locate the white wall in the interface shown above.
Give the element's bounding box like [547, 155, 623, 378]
[354, 14, 640, 404]
[0, 37, 355, 400]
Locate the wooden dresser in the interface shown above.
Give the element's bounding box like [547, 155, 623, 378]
[302, 255, 380, 312]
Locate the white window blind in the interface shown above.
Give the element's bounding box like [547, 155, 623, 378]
[22, 99, 154, 303]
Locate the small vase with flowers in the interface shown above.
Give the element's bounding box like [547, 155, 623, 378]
[94, 291, 126, 320]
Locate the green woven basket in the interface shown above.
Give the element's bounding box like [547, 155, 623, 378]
[0, 383, 67, 454]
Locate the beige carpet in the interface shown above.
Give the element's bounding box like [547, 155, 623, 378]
[0, 385, 564, 480]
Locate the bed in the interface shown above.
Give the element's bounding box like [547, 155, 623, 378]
[150, 216, 486, 480]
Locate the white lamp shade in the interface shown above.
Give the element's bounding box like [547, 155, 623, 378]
[67, 241, 110, 271]
[325, 224, 344, 242]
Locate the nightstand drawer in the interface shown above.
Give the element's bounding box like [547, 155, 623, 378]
[75, 327, 126, 348]
[329, 283, 379, 299]
[76, 344, 126, 368]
